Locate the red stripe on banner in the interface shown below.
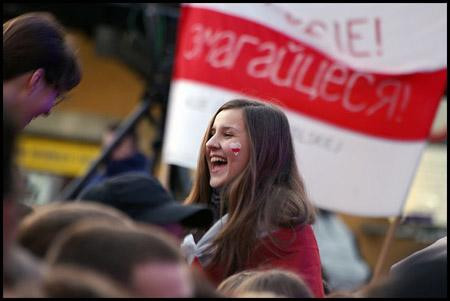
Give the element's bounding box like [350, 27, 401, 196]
[173, 6, 447, 140]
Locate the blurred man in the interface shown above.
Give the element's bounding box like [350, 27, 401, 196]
[82, 123, 152, 190]
[3, 12, 81, 128]
[3, 12, 81, 295]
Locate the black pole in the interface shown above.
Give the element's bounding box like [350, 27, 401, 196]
[61, 97, 152, 200]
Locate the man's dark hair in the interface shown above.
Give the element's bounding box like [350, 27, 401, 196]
[3, 12, 81, 93]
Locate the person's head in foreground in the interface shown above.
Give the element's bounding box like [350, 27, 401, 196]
[217, 269, 259, 296]
[45, 220, 194, 297]
[16, 201, 133, 259]
[3, 12, 81, 128]
[233, 269, 313, 298]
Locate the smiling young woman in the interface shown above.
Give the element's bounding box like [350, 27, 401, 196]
[183, 99, 325, 297]
[205, 108, 250, 189]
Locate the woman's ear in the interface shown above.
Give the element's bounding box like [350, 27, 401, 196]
[28, 68, 46, 93]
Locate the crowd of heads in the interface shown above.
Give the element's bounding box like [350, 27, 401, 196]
[5, 96, 446, 298]
[3, 11, 446, 299]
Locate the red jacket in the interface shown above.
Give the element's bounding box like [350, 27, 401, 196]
[193, 224, 325, 298]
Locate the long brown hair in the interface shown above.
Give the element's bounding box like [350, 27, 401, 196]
[185, 99, 315, 278]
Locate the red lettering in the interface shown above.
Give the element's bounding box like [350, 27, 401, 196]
[347, 18, 370, 57]
[304, 20, 327, 38]
[334, 21, 343, 53]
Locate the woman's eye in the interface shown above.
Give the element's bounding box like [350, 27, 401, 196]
[224, 133, 233, 137]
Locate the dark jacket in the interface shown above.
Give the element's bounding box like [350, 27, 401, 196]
[83, 152, 151, 190]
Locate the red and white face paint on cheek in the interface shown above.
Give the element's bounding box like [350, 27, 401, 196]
[230, 142, 241, 156]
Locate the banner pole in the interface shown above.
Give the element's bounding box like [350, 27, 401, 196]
[369, 215, 403, 285]
[157, 162, 171, 190]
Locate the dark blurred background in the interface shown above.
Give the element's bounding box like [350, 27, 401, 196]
[3, 3, 194, 201]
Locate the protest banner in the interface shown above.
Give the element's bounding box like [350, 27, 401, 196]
[163, 3, 447, 217]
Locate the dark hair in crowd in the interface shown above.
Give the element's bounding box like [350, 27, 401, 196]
[46, 221, 185, 286]
[3, 12, 81, 93]
[42, 265, 133, 298]
[17, 202, 132, 259]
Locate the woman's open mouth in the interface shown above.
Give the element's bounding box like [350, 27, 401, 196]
[210, 155, 228, 173]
